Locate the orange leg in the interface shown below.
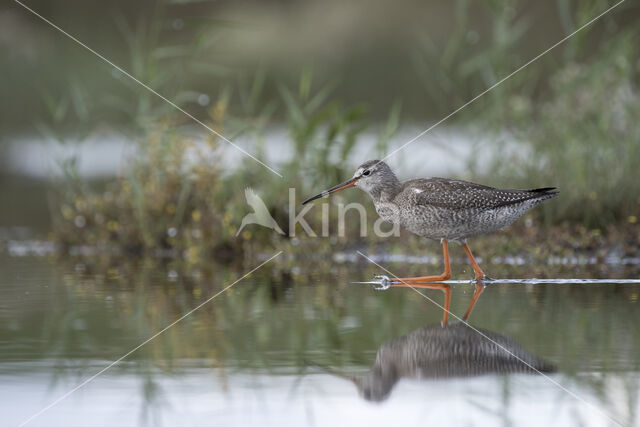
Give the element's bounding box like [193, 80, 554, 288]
[392, 240, 451, 283]
[391, 282, 451, 325]
[462, 283, 485, 321]
[462, 242, 485, 281]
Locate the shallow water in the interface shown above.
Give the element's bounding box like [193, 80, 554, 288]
[2, 255, 640, 426]
[5, 126, 500, 179]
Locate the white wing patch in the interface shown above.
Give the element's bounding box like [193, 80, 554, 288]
[412, 188, 424, 194]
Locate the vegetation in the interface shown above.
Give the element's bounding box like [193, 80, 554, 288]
[43, 0, 639, 262]
[50, 69, 404, 261]
[472, 28, 640, 228]
[52, 124, 240, 262]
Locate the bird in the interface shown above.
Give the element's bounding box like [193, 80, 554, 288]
[236, 188, 285, 236]
[308, 285, 553, 402]
[355, 319, 554, 402]
[302, 160, 557, 285]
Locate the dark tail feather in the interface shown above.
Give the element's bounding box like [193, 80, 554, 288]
[528, 187, 558, 203]
[530, 187, 558, 193]
[529, 187, 559, 197]
[495, 186, 558, 208]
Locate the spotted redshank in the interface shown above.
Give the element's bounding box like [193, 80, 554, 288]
[312, 286, 553, 402]
[302, 160, 557, 286]
[355, 316, 554, 402]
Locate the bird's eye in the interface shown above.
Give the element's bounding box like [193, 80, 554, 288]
[362, 170, 371, 176]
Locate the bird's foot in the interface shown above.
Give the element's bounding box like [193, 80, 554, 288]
[372, 275, 392, 290]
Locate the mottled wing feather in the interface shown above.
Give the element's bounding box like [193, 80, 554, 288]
[405, 178, 556, 210]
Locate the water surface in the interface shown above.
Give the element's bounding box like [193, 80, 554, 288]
[2, 255, 640, 426]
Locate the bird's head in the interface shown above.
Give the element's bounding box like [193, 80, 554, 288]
[353, 366, 398, 402]
[302, 160, 396, 204]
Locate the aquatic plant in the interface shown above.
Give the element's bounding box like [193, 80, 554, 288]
[47, 0, 640, 261]
[49, 65, 400, 260]
[474, 27, 640, 228]
[51, 122, 243, 261]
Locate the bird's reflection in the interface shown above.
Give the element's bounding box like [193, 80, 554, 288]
[336, 283, 554, 402]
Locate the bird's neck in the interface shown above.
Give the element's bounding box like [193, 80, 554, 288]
[368, 177, 402, 203]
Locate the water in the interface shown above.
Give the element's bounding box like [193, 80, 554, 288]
[2, 254, 640, 426]
[4, 126, 504, 179]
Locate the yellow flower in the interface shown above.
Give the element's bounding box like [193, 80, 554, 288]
[192, 210, 202, 222]
[629, 216, 637, 224]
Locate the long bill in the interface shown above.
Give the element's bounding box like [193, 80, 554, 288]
[302, 178, 357, 205]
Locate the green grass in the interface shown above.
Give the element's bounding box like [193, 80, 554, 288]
[49, 70, 403, 259]
[470, 27, 640, 228]
[408, 0, 639, 228]
[47, 0, 640, 259]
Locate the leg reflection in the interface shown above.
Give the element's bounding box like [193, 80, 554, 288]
[391, 282, 451, 325]
[463, 283, 486, 322]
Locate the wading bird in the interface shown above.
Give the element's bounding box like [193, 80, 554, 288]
[354, 319, 554, 402]
[310, 285, 553, 402]
[302, 160, 557, 286]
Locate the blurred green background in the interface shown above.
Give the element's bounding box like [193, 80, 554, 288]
[1, 0, 639, 255]
[3, 0, 638, 131]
